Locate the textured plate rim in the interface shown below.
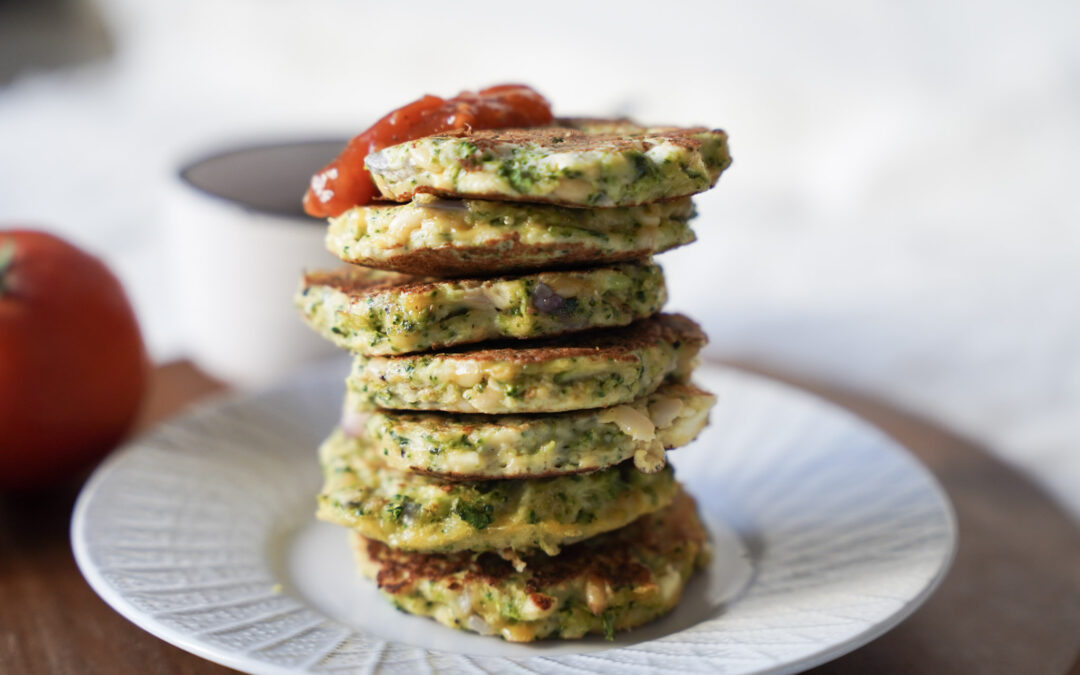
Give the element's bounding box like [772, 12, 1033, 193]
[70, 417, 315, 675]
[748, 422, 957, 675]
[708, 369, 958, 674]
[71, 363, 957, 675]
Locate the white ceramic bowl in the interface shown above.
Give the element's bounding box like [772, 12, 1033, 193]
[164, 140, 347, 387]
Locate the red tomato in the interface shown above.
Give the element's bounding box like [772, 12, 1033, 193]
[0, 230, 148, 490]
[303, 84, 553, 217]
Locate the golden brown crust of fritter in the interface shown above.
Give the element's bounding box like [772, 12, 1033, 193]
[408, 186, 701, 207]
[339, 238, 664, 277]
[301, 266, 418, 294]
[301, 262, 653, 297]
[374, 313, 705, 365]
[427, 118, 721, 156]
[406, 464, 597, 482]
[361, 489, 706, 595]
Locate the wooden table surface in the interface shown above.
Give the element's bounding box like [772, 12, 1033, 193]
[2, 361, 1079, 674]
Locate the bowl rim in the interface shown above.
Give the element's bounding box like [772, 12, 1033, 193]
[177, 137, 347, 220]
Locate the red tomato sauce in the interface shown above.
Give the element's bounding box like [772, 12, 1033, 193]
[303, 84, 553, 217]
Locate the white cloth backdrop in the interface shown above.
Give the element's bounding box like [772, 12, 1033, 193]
[2, 0, 1078, 517]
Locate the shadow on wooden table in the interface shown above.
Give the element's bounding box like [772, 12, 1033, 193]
[0, 363, 235, 675]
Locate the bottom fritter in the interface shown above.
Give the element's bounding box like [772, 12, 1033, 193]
[351, 488, 709, 642]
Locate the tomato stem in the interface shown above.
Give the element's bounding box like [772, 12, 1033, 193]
[0, 238, 15, 295]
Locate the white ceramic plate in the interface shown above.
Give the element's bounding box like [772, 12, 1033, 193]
[72, 361, 956, 674]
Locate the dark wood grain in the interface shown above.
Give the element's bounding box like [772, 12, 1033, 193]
[0, 362, 234, 675]
[1, 360, 1078, 674]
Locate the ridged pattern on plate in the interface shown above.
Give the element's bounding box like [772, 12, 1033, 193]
[72, 361, 955, 675]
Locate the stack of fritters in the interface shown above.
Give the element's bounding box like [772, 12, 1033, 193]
[297, 118, 731, 641]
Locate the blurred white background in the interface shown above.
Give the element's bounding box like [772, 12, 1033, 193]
[2, 0, 1078, 515]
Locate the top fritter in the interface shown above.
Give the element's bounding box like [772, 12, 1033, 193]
[366, 118, 732, 207]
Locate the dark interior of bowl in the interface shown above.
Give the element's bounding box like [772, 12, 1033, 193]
[181, 140, 347, 219]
